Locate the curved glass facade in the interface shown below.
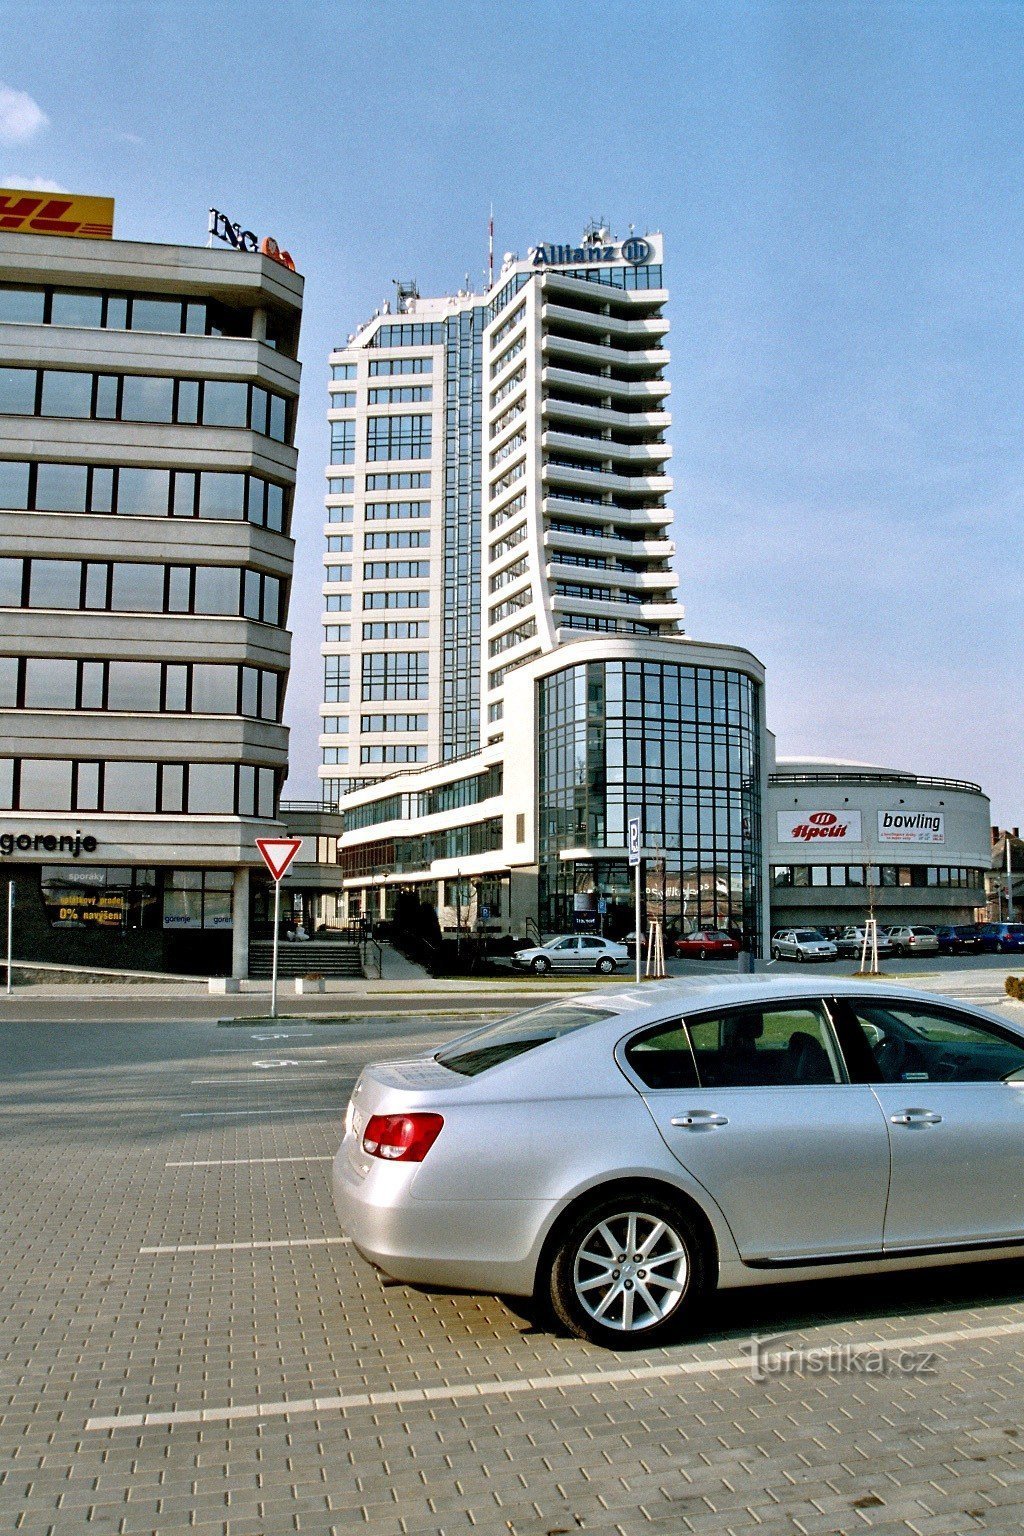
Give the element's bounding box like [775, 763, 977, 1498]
[538, 659, 763, 949]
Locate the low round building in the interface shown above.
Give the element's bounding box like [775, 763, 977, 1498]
[767, 757, 990, 931]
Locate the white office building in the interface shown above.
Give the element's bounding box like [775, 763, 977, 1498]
[0, 203, 303, 976]
[320, 230, 770, 951]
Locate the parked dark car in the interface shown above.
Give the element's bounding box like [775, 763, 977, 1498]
[977, 923, 1024, 953]
[935, 924, 980, 955]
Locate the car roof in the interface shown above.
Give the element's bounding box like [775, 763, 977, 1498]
[560, 973, 1003, 1023]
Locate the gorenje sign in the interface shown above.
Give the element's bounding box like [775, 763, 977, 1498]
[776, 810, 863, 843]
[878, 810, 945, 845]
[0, 830, 98, 857]
[530, 235, 653, 268]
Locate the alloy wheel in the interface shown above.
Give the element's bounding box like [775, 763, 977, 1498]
[572, 1210, 690, 1333]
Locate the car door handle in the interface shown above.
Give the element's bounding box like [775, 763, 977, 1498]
[671, 1112, 729, 1128]
[890, 1109, 943, 1126]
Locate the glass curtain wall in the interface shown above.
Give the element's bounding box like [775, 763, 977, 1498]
[441, 307, 484, 758]
[538, 659, 763, 949]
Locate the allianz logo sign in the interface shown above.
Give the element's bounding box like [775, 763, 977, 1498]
[789, 810, 853, 842]
[531, 236, 653, 268]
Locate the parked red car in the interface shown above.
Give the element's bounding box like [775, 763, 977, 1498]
[673, 929, 740, 960]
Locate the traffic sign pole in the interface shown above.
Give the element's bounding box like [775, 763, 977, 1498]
[255, 838, 303, 1019]
[628, 817, 641, 984]
[271, 879, 281, 1019]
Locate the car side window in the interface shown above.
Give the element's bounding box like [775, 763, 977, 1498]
[624, 1018, 699, 1090]
[849, 1000, 1024, 1084]
[579, 936, 603, 950]
[686, 1004, 843, 1088]
[551, 938, 575, 950]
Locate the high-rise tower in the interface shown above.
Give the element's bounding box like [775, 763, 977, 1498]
[320, 230, 767, 950]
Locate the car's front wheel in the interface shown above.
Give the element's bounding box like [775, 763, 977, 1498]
[547, 1193, 709, 1349]
[596, 956, 615, 974]
[532, 955, 551, 974]
[698, 947, 708, 961]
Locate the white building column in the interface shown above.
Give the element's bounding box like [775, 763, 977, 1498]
[232, 867, 250, 978]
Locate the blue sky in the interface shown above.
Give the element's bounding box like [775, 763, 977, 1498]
[3, 0, 1021, 820]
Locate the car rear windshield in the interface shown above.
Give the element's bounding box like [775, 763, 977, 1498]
[435, 1002, 614, 1077]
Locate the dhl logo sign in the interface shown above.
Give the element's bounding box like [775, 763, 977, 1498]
[0, 189, 114, 240]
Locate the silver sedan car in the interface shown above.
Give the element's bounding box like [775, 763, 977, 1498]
[512, 934, 629, 974]
[334, 977, 1024, 1349]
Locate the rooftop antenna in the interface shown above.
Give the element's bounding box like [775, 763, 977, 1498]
[488, 204, 494, 288]
[392, 278, 419, 314]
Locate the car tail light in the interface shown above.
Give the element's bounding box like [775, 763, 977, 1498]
[362, 1112, 444, 1162]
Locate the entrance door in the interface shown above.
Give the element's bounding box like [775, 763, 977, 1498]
[624, 999, 891, 1264]
[841, 996, 1024, 1250]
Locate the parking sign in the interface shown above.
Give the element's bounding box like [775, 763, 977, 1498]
[628, 817, 641, 867]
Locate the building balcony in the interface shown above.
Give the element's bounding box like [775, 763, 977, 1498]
[541, 333, 669, 374]
[541, 429, 670, 467]
[541, 493, 674, 527]
[541, 396, 671, 435]
[541, 302, 669, 341]
[544, 526, 676, 563]
[541, 366, 669, 403]
[546, 561, 678, 596]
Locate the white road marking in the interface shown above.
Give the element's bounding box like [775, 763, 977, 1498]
[139, 1236, 351, 1255]
[85, 1315, 1024, 1433]
[180, 1108, 318, 1118]
[252, 1032, 314, 1041]
[253, 1058, 330, 1068]
[165, 1156, 333, 1167]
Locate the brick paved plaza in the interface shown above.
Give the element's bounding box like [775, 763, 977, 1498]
[3, 984, 1024, 1535]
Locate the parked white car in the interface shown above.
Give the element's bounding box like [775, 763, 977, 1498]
[512, 934, 629, 975]
[888, 926, 940, 956]
[770, 929, 838, 962]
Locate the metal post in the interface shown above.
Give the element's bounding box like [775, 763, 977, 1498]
[5, 880, 13, 996]
[1008, 837, 1015, 924]
[635, 859, 642, 985]
[270, 878, 281, 1020]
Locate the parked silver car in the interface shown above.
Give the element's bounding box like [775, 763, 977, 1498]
[512, 934, 628, 974]
[770, 928, 838, 962]
[888, 925, 940, 956]
[333, 977, 1024, 1348]
[836, 926, 893, 959]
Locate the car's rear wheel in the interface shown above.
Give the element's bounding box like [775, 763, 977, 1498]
[547, 1193, 708, 1349]
[532, 955, 551, 974]
[596, 956, 615, 974]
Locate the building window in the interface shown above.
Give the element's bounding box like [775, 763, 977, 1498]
[362, 589, 429, 609]
[361, 651, 429, 701]
[368, 357, 432, 376]
[366, 413, 432, 462]
[365, 471, 431, 490]
[364, 500, 431, 520]
[330, 420, 355, 464]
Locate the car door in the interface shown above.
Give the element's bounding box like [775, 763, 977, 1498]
[621, 998, 891, 1264]
[835, 997, 1024, 1250]
[549, 937, 579, 969]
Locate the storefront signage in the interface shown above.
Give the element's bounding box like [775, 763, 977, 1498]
[208, 208, 296, 270]
[530, 235, 653, 268]
[776, 810, 862, 844]
[0, 830, 98, 858]
[0, 188, 114, 239]
[46, 888, 124, 928]
[878, 810, 945, 844]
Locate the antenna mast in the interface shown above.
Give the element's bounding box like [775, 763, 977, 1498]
[488, 205, 494, 288]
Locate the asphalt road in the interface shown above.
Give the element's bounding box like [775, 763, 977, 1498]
[3, 970, 1024, 1533]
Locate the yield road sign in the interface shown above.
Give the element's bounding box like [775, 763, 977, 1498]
[256, 837, 302, 881]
